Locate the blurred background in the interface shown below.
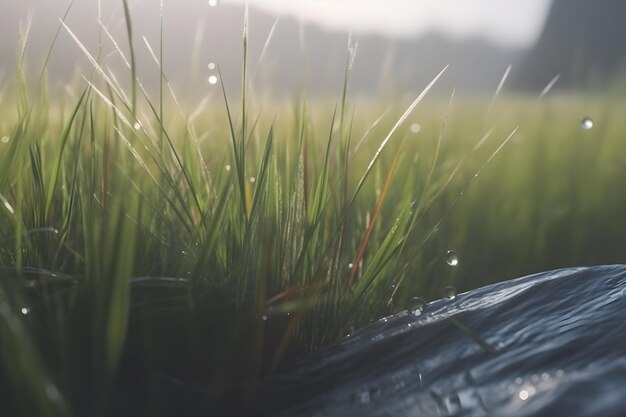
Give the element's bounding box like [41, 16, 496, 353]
[1, 0, 626, 98]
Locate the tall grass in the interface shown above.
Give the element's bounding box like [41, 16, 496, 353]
[1, 2, 626, 416]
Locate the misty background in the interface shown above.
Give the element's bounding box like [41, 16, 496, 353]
[0, 0, 625, 98]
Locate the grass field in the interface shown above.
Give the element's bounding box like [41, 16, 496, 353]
[1, 5, 626, 416]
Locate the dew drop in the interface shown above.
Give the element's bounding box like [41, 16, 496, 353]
[348, 263, 354, 269]
[261, 315, 268, 321]
[208, 0, 219, 6]
[443, 286, 457, 300]
[580, 117, 593, 130]
[208, 75, 219, 85]
[519, 390, 529, 401]
[181, 250, 188, 256]
[249, 177, 256, 183]
[1, 136, 9, 144]
[351, 390, 371, 405]
[445, 250, 460, 267]
[21, 307, 30, 315]
[408, 297, 427, 318]
[225, 164, 231, 171]
[410, 123, 421, 134]
[208, 62, 216, 70]
[45, 384, 61, 402]
[133, 121, 142, 130]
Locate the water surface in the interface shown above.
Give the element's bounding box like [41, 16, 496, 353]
[261, 265, 626, 417]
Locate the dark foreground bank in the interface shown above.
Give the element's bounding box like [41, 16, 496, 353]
[260, 265, 626, 417]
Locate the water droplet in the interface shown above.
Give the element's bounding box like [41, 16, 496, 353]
[514, 377, 523, 385]
[520, 386, 537, 400]
[21, 307, 30, 315]
[410, 123, 421, 134]
[445, 250, 459, 267]
[580, 117, 593, 130]
[249, 177, 256, 183]
[181, 250, 188, 256]
[208, 62, 216, 70]
[208, 75, 219, 85]
[445, 392, 462, 412]
[225, 164, 231, 171]
[133, 121, 141, 130]
[352, 390, 371, 405]
[208, 0, 219, 6]
[541, 372, 551, 381]
[45, 383, 61, 402]
[407, 297, 427, 317]
[348, 263, 354, 269]
[261, 315, 268, 321]
[1, 136, 9, 144]
[443, 286, 457, 300]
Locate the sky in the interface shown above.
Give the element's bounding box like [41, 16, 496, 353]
[229, 0, 552, 47]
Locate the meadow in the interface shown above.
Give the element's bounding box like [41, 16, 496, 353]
[1, 5, 626, 416]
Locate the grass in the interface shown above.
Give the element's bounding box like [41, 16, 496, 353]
[2, 3, 626, 416]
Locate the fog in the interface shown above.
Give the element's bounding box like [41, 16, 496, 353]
[3, 0, 620, 98]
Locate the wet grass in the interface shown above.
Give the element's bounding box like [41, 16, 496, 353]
[1, 4, 626, 417]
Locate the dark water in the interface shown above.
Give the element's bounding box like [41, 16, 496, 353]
[260, 265, 626, 417]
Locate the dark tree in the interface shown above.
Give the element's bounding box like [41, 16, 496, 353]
[515, 0, 626, 90]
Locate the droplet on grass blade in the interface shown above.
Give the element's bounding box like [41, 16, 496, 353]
[446, 250, 460, 267]
[443, 286, 457, 300]
[408, 297, 427, 318]
[208, 75, 219, 85]
[21, 307, 30, 315]
[208, 62, 216, 70]
[580, 117, 593, 130]
[410, 123, 421, 134]
[1, 136, 9, 143]
[208, 0, 219, 7]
